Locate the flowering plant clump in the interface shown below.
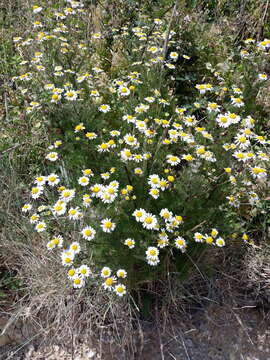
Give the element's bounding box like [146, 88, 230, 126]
[18, 0, 270, 296]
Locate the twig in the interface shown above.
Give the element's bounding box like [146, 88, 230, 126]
[0, 143, 21, 156]
[71, 291, 75, 360]
[162, 3, 178, 60]
[155, 301, 165, 360]
[4, 92, 9, 122]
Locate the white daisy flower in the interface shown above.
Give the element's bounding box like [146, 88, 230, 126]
[81, 226, 96, 240]
[100, 218, 116, 233]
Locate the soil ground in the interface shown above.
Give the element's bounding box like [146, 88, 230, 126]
[1, 301, 269, 360]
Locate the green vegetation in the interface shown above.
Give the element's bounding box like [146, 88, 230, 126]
[0, 0, 270, 352]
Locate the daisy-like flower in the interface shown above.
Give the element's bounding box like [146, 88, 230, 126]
[51, 94, 62, 103]
[101, 266, 111, 278]
[134, 167, 143, 175]
[31, 186, 44, 199]
[46, 152, 58, 161]
[175, 236, 187, 251]
[216, 237, 225, 247]
[133, 154, 144, 163]
[204, 235, 214, 245]
[194, 232, 204, 242]
[97, 143, 110, 153]
[67, 268, 77, 280]
[116, 269, 127, 279]
[82, 169, 94, 177]
[233, 151, 247, 162]
[169, 52, 178, 60]
[72, 275, 85, 288]
[142, 214, 158, 230]
[135, 103, 149, 114]
[234, 134, 250, 149]
[82, 194, 92, 207]
[61, 250, 75, 267]
[135, 120, 147, 132]
[148, 46, 159, 54]
[85, 132, 97, 140]
[157, 236, 169, 248]
[44, 83, 54, 90]
[257, 151, 268, 161]
[90, 89, 100, 97]
[182, 154, 194, 161]
[250, 167, 267, 179]
[81, 226, 96, 240]
[60, 189, 75, 202]
[54, 140, 62, 148]
[258, 74, 268, 81]
[216, 114, 231, 128]
[47, 241, 56, 251]
[114, 284, 127, 296]
[227, 112, 241, 124]
[165, 63, 175, 69]
[100, 218, 116, 233]
[207, 102, 220, 112]
[47, 173, 60, 186]
[51, 235, 63, 248]
[148, 174, 160, 188]
[231, 97, 244, 107]
[110, 130, 121, 137]
[211, 228, 219, 238]
[166, 155, 180, 166]
[159, 178, 168, 191]
[92, 32, 102, 39]
[149, 188, 160, 199]
[70, 241, 81, 254]
[74, 123, 85, 132]
[118, 86, 130, 96]
[144, 96, 155, 103]
[22, 203, 32, 212]
[124, 238, 135, 248]
[124, 133, 138, 147]
[132, 208, 146, 222]
[34, 176, 46, 186]
[160, 208, 173, 221]
[35, 221, 46, 232]
[254, 135, 267, 145]
[184, 115, 197, 126]
[90, 184, 103, 197]
[102, 276, 116, 290]
[52, 201, 67, 216]
[98, 104, 111, 113]
[65, 90, 78, 101]
[226, 195, 240, 208]
[32, 5, 43, 13]
[68, 207, 82, 220]
[78, 176, 89, 186]
[30, 213, 39, 224]
[195, 84, 207, 94]
[123, 114, 137, 123]
[78, 265, 91, 278]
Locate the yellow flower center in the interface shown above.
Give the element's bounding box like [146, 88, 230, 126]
[145, 217, 153, 224]
[105, 278, 113, 286]
[68, 269, 75, 276]
[84, 229, 92, 236]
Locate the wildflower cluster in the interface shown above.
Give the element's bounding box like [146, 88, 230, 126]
[19, 0, 269, 294]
